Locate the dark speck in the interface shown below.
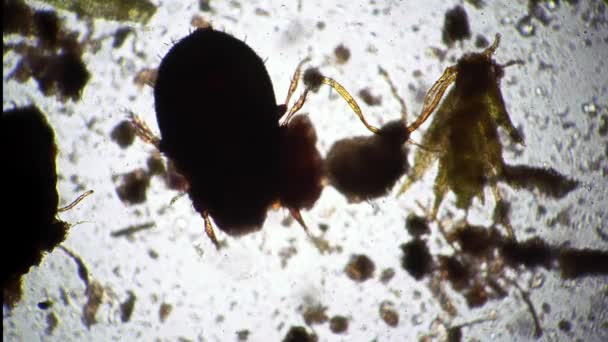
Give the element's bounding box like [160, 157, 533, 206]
[344, 254, 375, 282]
[303, 67, 324, 92]
[558, 319, 572, 332]
[111, 120, 136, 148]
[115, 169, 151, 204]
[334, 44, 351, 64]
[329, 315, 348, 333]
[442, 6, 471, 47]
[400, 239, 432, 280]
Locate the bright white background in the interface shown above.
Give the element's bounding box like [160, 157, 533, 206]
[3, 0, 607, 341]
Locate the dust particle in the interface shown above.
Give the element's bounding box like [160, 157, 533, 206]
[334, 44, 351, 64]
[358, 88, 382, 106]
[344, 254, 375, 282]
[329, 315, 349, 333]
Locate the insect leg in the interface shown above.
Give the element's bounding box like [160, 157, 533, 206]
[284, 57, 311, 110]
[128, 112, 161, 149]
[406, 65, 457, 134]
[202, 211, 220, 250]
[378, 66, 408, 123]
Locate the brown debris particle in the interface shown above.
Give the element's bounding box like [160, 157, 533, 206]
[344, 254, 375, 282]
[379, 301, 399, 327]
[159, 302, 173, 323]
[111, 120, 136, 148]
[358, 88, 382, 106]
[329, 315, 349, 334]
[115, 169, 151, 204]
[334, 44, 351, 64]
[82, 280, 104, 328]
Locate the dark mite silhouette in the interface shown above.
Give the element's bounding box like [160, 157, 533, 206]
[324, 65, 456, 202]
[2, 105, 92, 307]
[131, 27, 371, 247]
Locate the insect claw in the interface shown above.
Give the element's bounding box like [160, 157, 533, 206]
[203, 211, 220, 250]
[288, 207, 309, 234]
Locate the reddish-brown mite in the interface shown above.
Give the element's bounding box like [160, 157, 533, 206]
[130, 26, 374, 247]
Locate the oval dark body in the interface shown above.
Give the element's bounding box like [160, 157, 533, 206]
[325, 120, 408, 202]
[154, 28, 282, 235]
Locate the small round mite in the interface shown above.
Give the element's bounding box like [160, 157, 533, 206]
[324, 66, 455, 201]
[132, 27, 327, 247]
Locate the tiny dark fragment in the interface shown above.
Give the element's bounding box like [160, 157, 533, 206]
[303, 67, 324, 92]
[115, 169, 151, 204]
[379, 268, 396, 284]
[38, 300, 53, 310]
[113, 27, 133, 48]
[159, 302, 172, 322]
[557, 319, 572, 332]
[329, 315, 349, 333]
[442, 6, 471, 47]
[111, 120, 136, 148]
[2, 105, 69, 308]
[400, 239, 432, 280]
[379, 301, 399, 327]
[438, 256, 470, 291]
[5, 2, 91, 101]
[406, 214, 430, 237]
[302, 304, 328, 325]
[334, 44, 351, 64]
[358, 88, 382, 106]
[111, 222, 155, 238]
[237, 329, 250, 341]
[344, 254, 376, 282]
[146, 154, 166, 176]
[120, 291, 136, 323]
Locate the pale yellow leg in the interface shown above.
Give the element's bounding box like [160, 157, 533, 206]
[203, 211, 220, 250]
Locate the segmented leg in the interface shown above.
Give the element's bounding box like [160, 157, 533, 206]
[288, 207, 310, 234]
[129, 112, 161, 149]
[406, 65, 458, 134]
[319, 77, 380, 134]
[378, 66, 408, 123]
[491, 185, 515, 239]
[202, 210, 220, 250]
[58, 190, 94, 212]
[284, 57, 311, 109]
[282, 88, 310, 124]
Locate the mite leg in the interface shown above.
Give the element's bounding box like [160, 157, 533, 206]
[491, 185, 515, 239]
[483, 33, 501, 59]
[378, 66, 408, 123]
[288, 207, 310, 235]
[407, 65, 458, 134]
[282, 88, 310, 125]
[128, 112, 161, 149]
[431, 162, 449, 219]
[284, 57, 311, 111]
[58, 190, 94, 212]
[202, 210, 220, 250]
[319, 77, 380, 134]
[504, 277, 543, 338]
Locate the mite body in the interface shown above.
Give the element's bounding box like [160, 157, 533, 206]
[145, 28, 322, 244]
[323, 64, 456, 202]
[325, 120, 409, 202]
